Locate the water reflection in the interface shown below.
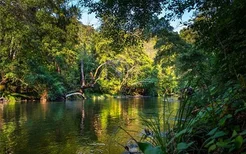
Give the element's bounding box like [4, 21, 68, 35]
[0, 98, 179, 154]
[0, 103, 3, 129]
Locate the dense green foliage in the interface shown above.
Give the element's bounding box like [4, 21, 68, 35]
[0, 0, 81, 101]
[172, 0, 246, 153]
[0, 0, 181, 101]
[139, 0, 246, 154]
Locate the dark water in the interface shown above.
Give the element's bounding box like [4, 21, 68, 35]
[0, 98, 179, 154]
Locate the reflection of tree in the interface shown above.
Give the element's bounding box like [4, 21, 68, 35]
[93, 114, 102, 136]
[80, 101, 85, 133]
[1, 122, 16, 154]
[90, 98, 143, 152]
[0, 103, 3, 129]
[40, 102, 48, 119]
[0, 98, 180, 154]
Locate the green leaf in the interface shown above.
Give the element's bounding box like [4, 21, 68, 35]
[177, 142, 194, 152]
[229, 146, 235, 152]
[234, 135, 243, 149]
[205, 139, 215, 148]
[231, 130, 238, 138]
[216, 140, 230, 148]
[212, 131, 226, 139]
[208, 144, 216, 152]
[240, 130, 246, 136]
[210, 86, 217, 95]
[137, 142, 163, 154]
[207, 127, 218, 136]
[175, 129, 187, 138]
[235, 106, 246, 115]
[219, 114, 232, 126]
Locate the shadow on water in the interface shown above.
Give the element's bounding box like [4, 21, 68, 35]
[0, 97, 179, 154]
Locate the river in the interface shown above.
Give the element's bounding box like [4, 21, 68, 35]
[0, 97, 179, 154]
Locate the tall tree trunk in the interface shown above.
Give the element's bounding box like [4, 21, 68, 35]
[66, 60, 114, 100]
[81, 60, 85, 87]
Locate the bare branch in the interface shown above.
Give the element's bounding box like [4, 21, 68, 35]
[93, 61, 111, 79]
[66, 92, 85, 99]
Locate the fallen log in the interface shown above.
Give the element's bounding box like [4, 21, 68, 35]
[65, 92, 85, 99]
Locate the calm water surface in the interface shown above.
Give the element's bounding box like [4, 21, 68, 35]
[0, 98, 179, 154]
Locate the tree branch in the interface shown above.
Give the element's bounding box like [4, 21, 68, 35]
[65, 92, 85, 99]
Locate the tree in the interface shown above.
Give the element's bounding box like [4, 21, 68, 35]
[0, 0, 81, 101]
[82, 0, 168, 31]
[169, 1, 246, 153]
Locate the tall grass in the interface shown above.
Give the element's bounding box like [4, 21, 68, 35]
[139, 92, 198, 153]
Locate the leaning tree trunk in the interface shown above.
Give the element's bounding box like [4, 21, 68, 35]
[65, 60, 115, 100]
[65, 60, 87, 99]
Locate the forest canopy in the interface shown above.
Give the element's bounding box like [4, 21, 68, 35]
[1, 0, 245, 101]
[0, 0, 186, 101]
